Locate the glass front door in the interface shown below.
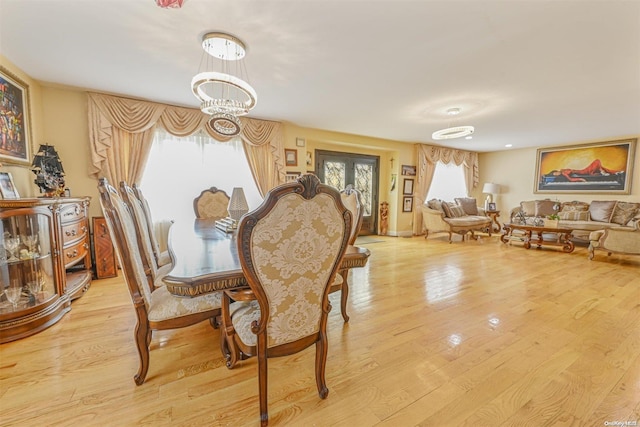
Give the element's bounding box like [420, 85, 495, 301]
[316, 150, 379, 235]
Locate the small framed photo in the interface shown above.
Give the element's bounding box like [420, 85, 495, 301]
[401, 165, 416, 176]
[0, 172, 20, 199]
[296, 137, 306, 147]
[285, 171, 301, 183]
[403, 178, 414, 195]
[402, 196, 413, 212]
[488, 202, 497, 211]
[285, 149, 298, 166]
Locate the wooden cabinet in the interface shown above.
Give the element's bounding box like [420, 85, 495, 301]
[0, 197, 91, 343]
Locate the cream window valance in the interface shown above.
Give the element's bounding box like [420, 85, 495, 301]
[87, 92, 285, 195]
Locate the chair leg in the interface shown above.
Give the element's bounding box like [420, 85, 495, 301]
[315, 332, 329, 399]
[339, 271, 350, 323]
[257, 335, 269, 427]
[221, 293, 241, 368]
[133, 312, 150, 386]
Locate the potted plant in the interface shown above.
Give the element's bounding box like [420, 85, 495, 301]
[544, 213, 560, 228]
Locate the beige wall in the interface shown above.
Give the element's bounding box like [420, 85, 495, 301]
[3, 56, 638, 234]
[478, 142, 640, 218]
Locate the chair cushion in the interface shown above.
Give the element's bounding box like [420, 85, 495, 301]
[560, 201, 589, 212]
[520, 200, 537, 216]
[589, 200, 617, 222]
[610, 202, 640, 225]
[230, 300, 260, 347]
[454, 197, 479, 215]
[148, 286, 221, 322]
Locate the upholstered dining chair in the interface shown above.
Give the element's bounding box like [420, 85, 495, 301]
[193, 187, 230, 221]
[120, 182, 172, 290]
[221, 174, 352, 426]
[132, 184, 172, 269]
[329, 184, 364, 322]
[99, 178, 221, 385]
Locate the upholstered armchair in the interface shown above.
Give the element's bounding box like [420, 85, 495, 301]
[588, 223, 640, 260]
[99, 178, 221, 385]
[221, 174, 351, 426]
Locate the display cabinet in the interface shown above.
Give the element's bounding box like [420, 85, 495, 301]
[0, 197, 91, 343]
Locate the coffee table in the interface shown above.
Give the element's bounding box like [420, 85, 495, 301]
[501, 223, 575, 253]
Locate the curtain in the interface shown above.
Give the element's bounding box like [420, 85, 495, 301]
[87, 92, 284, 193]
[412, 144, 479, 235]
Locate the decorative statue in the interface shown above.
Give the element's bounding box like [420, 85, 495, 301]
[379, 201, 389, 235]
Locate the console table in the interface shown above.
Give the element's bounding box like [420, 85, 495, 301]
[501, 222, 575, 253]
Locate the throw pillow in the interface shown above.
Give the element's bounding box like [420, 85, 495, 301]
[454, 197, 479, 215]
[589, 200, 617, 222]
[442, 202, 465, 218]
[535, 200, 558, 217]
[427, 198, 445, 213]
[520, 200, 536, 217]
[558, 210, 590, 221]
[449, 205, 466, 218]
[560, 201, 589, 212]
[610, 201, 640, 225]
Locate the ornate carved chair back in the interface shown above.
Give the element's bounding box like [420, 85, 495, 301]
[234, 173, 352, 426]
[193, 187, 230, 221]
[132, 184, 172, 268]
[120, 182, 162, 289]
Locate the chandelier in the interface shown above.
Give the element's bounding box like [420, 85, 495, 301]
[432, 108, 474, 140]
[191, 32, 257, 137]
[155, 0, 186, 9]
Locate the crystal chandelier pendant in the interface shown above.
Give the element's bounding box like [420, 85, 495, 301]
[191, 32, 257, 137]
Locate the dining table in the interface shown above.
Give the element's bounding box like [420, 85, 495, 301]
[162, 218, 371, 297]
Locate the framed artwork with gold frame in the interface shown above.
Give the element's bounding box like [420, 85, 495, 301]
[0, 67, 32, 165]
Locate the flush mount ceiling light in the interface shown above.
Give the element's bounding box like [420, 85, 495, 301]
[432, 107, 475, 140]
[192, 32, 257, 137]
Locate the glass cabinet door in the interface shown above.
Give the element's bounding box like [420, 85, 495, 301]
[0, 209, 57, 314]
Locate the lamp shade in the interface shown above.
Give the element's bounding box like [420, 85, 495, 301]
[228, 187, 249, 221]
[482, 183, 500, 194]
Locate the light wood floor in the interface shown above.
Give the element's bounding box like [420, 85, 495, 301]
[1, 234, 639, 426]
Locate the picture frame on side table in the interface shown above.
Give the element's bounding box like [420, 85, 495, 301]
[0, 172, 20, 199]
[285, 149, 298, 166]
[534, 138, 636, 194]
[0, 67, 32, 165]
[403, 178, 414, 195]
[402, 196, 413, 212]
[488, 202, 497, 212]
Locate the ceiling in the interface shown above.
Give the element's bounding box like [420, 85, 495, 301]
[1, 0, 639, 152]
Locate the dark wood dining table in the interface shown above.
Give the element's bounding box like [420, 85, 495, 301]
[163, 219, 371, 297]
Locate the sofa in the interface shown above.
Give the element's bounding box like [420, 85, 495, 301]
[509, 199, 640, 240]
[422, 197, 492, 243]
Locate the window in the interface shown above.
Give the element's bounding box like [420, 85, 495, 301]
[140, 129, 262, 225]
[425, 161, 467, 201]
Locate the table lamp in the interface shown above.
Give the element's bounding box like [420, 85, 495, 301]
[228, 187, 249, 222]
[482, 182, 500, 211]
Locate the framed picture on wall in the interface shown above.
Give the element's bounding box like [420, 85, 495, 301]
[534, 138, 636, 194]
[403, 178, 414, 195]
[402, 196, 413, 212]
[0, 67, 32, 165]
[0, 172, 20, 199]
[285, 149, 298, 166]
[401, 165, 416, 176]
